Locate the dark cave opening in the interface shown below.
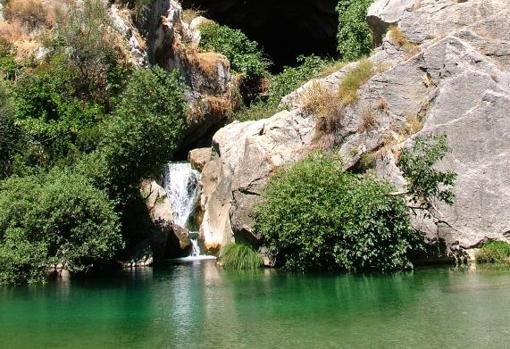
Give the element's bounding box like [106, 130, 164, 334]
[181, 0, 339, 71]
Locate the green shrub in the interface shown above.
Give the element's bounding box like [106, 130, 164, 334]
[266, 55, 329, 106]
[198, 22, 269, 80]
[254, 151, 421, 272]
[220, 244, 263, 271]
[232, 55, 330, 121]
[12, 55, 104, 169]
[49, 0, 129, 105]
[399, 135, 457, 211]
[0, 171, 123, 285]
[476, 241, 510, 264]
[336, 0, 373, 60]
[0, 82, 17, 179]
[89, 67, 187, 203]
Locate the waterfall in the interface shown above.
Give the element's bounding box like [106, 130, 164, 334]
[163, 163, 201, 228]
[163, 163, 215, 260]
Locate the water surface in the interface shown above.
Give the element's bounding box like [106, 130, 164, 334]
[1, 262, 510, 348]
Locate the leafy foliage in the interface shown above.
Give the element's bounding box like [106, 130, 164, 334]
[87, 67, 187, 203]
[198, 22, 269, 80]
[399, 135, 457, 210]
[49, 0, 129, 105]
[0, 82, 17, 178]
[220, 244, 263, 270]
[233, 55, 330, 121]
[12, 55, 104, 169]
[0, 171, 123, 285]
[254, 152, 422, 272]
[476, 241, 510, 264]
[336, 0, 373, 61]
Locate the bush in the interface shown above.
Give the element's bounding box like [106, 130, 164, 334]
[12, 55, 104, 169]
[399, 135, 457, 211]
[476, 241, 510, 264]
[233, 55, 330, 121]
[0, 171, 123, 285]
[50, 0, 129, 105]
[220, 244, 263, 271]
[198, 22, 269, 80]
[0, 81, 17, 178]
[89, 67, 187, 203]
[336, 0, 373, 61]
[254, 152, 421, 272]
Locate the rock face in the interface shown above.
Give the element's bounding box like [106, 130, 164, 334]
[137, 0, 237, 146]
[109, 5, 149, 67]
[141, 181, 191, 258]
[196, 0, 510, 259]
[199, 110, 315, 250]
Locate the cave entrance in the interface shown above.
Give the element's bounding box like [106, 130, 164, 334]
[181, 0, 339, 71]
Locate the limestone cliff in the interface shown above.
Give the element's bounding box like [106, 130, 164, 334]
[195, 0, 510, 259]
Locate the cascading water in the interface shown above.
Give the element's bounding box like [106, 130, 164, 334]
[163, 163, 215, 261]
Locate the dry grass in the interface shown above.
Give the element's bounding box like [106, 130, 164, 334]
[196, 51, 230, 78]
[0, 20, 41, 60]
[338, 59, 374, 105]
[0, 0, 68, 60]
[4, 0, 48, 30]
[318, 60, 347, 78]
[182, 8, 205, 24]
[358, 106, 377, 133]
[4, 0, 62, 30]
[403, 114, 424, 135]
[376, 97, 388, 111]
[205, 95, 234, 117]
[388, 26, 420, 56]
[301, 81, 345, 137]
[300, 81, 344, 134]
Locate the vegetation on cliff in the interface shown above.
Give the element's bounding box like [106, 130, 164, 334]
[254, 135, 456, 272]
[476, 241, 510, 264]
[336, 0, 374, 60]
[198, 21, 269, 81]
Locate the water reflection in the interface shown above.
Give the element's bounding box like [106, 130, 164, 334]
[2, 263, 510, 348]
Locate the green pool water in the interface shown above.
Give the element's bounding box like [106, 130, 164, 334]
[1, 261, 510, 349]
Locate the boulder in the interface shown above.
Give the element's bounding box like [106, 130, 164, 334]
[199, 110, 315, 249]
[188, 147, 212, 171]
[141, 180, 191, 258]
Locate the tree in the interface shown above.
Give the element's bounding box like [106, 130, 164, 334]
[0, 81, 17, 178]
[81, 66, 187, 205]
